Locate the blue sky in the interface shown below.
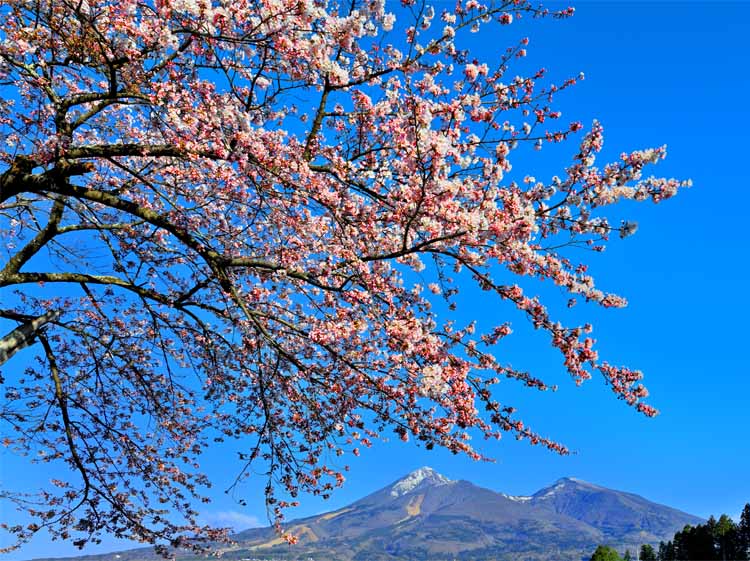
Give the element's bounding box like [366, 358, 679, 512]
[3, 1, 750, 559]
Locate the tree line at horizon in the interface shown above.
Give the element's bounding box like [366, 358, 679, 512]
[591, 503, 750, 561]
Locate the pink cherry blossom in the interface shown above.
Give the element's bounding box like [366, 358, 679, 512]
[0, 0, 687, 553]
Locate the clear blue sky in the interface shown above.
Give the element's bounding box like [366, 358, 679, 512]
[3, 1, 750, 559]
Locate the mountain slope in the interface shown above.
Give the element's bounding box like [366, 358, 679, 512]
[528, 477, 702, 544]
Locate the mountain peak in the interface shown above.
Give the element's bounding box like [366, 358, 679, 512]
[557, 476, 602, 488]
[389, 466, 452, 497]
[532, 477, 605, 500]
[558, 476, 586, 483]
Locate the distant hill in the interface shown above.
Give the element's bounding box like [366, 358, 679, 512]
[28, 467, 703, 561]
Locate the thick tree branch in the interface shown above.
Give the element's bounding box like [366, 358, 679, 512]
[0, 310, 62, 367]
[1, 198, 65, 277]
[1, 272, 185, 307]
[303, 79, 331, 161]
[0, 160, 94, 204]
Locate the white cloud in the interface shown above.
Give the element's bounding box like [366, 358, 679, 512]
[202, 510, 263, 531]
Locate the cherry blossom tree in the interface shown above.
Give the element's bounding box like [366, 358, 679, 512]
[0, 0, 689, 553]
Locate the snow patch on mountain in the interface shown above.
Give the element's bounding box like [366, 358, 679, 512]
[390, 467, 452, 497]
[535, 482, 566, 499]
[502, 493, 532, 503]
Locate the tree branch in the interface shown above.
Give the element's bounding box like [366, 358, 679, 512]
[0, 310, 62, 368]
[1, 198, 65, 277]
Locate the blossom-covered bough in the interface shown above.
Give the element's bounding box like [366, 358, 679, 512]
[0, 0, 690, 553]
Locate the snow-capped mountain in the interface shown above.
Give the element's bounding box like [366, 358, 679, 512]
[29, 469, 703, 561]
[388, 466, 452, 497]
[229, 468, 702, 560]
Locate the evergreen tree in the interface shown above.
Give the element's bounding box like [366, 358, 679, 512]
[740, 503, 750, 559]
[712, 514, 721, 560]
[674, 524, 697, 560]
[591, 545, 623, 561]
[640, 544, 657, 561]
[660, 507, 750, 561]
[673, 520, 719, 560]
[715, 513, 740, 561]
[658, 540, 676, 561]
[694, 521, 720, 560]
[623, 550, 633, 561]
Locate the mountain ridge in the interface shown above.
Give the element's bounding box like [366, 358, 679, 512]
[26, 468, 703, 561]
